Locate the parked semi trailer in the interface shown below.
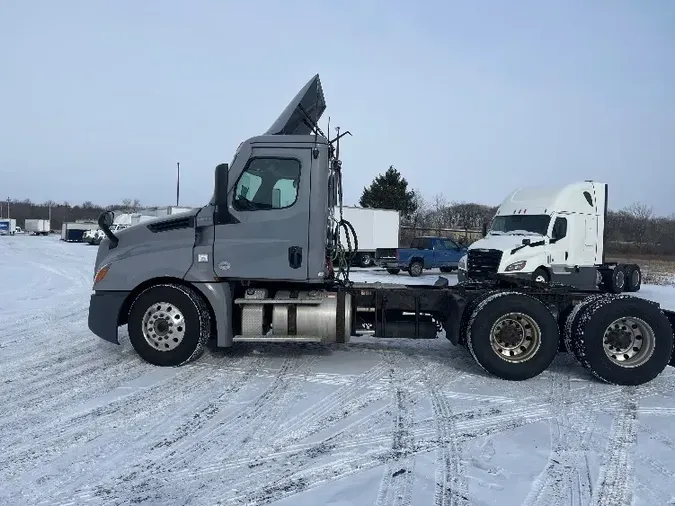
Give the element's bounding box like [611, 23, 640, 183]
[88, 74, 675, 386]
[24, 219, 50, 235]
[457, 181, 643, 294]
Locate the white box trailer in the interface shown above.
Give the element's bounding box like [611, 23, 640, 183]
[61, 222, 99, 242]
[0, 218, 17, 235]
[334, 206, 400, 267]
[24, 219, 50, 235]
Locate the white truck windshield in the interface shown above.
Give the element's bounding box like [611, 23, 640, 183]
[491, 214, 550, 236]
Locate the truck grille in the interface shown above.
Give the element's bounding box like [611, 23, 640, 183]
[467, 249, 502, 278]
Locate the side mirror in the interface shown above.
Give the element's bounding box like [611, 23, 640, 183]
[481, 222, 488, 237]
[97, 211, 119, 248]
[98, 211, 114, 228]
[214, 163, 230, 223]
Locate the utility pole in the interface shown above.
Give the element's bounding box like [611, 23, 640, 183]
[6, 198, 9, 220]
[176, 162, 180, 207]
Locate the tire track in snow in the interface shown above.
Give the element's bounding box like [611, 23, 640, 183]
[521, 371, 600, 506]
[217, 402, 551, 506]
[40, 351, 265, 503]
[590, 387, 639, 506]
[374, 388, 416, 506]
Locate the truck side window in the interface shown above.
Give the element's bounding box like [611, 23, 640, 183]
[552, 217, 568, 240]
[422, 238, 433, 249]
[233, 157, 300, 211]
[443, 239, 458, 250]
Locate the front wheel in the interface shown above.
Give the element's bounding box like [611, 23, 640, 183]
[127, 283, 212, 366]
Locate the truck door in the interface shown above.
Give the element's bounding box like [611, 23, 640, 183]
[548, 216, 570, 270]
[213, 146, 312, 281]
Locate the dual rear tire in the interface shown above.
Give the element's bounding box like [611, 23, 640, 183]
[460, 290, 673, 385]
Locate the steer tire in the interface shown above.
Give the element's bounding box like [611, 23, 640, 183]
[466, 291, 560, 381]
[566, 294, 673, 385]
[128, 283, 212, 367]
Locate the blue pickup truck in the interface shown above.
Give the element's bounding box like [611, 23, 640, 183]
[375, 236, 468, 277]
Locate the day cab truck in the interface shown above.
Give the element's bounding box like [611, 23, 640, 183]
[88, 74, 675, 386]
[457, 182, 642, 294]
[375, 236, 468, 276]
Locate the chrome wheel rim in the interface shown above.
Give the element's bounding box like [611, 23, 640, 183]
[603, 317, 655, 368]
[489, 312, 542, 363]
[142, 302, 186, 351]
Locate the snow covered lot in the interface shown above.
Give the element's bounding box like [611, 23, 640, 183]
[1, 235, 675, 506]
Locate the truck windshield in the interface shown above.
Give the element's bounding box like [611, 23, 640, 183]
[490, 214, 550, 236]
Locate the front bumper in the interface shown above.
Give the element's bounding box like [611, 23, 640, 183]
[88, 290, 130, 344]
[458, 269, 531, 283]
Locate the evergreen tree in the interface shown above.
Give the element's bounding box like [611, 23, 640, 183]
[359, 165, 418, 218]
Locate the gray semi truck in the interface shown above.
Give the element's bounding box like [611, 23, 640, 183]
[88, 74, 675, 386]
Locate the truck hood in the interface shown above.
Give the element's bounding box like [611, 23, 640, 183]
[94, 208, 201, 271]
[470, 233, 545, 253]
[265, 74, 326, 136]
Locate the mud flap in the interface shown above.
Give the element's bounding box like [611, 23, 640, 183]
[667, 310, 675, 367]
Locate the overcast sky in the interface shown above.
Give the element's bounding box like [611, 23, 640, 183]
[2, 1, 674, 215]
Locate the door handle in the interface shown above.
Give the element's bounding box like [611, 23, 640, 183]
[565, 251, 568, 260]
[288, 246, 303, 269]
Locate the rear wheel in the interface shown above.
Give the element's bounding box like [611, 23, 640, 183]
[466, 291, 560, 381]
[624, 264, 642, 292]
[359, 253, 373, 268]
[408, 261, 424, 277]
[601, 265, 626, 293]
[566, 294, 672, 385]
[127, 283, 212, 366]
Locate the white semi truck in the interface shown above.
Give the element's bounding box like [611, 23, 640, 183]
[457, 181, 641, 293]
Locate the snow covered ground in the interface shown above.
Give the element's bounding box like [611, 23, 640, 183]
[1, 235, 674, 506]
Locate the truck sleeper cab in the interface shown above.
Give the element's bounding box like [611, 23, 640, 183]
[87, 74, 675, 387]
[458, 181, 642, 294]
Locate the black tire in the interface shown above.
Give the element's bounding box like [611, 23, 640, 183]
[566, 294, 673, 385]
[562, 293, 607, 354]
[386, 268, 401, 275]
[531, 267, 550, 284]
[601, 265, 626, 293]
[127, 283, 212, 367]
[624, 264, 642, 292]
[359, 253, 373, 268]
[466, 291, 560, 381]
[456, 290, 500, 346]
[408, 261, 423, 277]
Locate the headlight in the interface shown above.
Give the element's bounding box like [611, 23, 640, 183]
[458, 254, 467, 270]
[505, 260, 526, 272]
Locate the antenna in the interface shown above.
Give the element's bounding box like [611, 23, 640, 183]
[176, 162, 180, 207]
